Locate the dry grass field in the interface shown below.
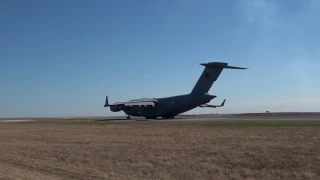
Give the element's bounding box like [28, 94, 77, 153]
[0, 121, 320, 180]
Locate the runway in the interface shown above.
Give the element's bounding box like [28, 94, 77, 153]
[1, 115, 320, 123]
[0, 119, 34, 123]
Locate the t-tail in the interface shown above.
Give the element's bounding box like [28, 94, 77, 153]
[190, 62, 247, 94]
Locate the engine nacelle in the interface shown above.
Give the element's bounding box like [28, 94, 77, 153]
[110, 105, 122, 112]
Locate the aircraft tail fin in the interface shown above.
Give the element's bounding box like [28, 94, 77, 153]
[191, 62, 247, 94]
[104, 96, 109, 107]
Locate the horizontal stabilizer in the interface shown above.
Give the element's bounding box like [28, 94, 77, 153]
[200, 62, 247, 69]
[225, 65, 247, 69]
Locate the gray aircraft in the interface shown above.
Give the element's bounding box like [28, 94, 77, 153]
[104, 62, 247, 119]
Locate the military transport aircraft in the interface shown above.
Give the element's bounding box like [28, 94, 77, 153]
[104, 62, 247, 119]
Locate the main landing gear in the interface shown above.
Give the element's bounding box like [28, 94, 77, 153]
[145, 116, 157, 119]
[144, 116, 175, 120]
[162, 116, 175, 119]
[125, 114, 130, 120]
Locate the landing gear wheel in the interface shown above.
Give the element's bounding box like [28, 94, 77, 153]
[145, 116, 157, 119]
[162, 116, 174, 119]
[126, 116, 130, 120]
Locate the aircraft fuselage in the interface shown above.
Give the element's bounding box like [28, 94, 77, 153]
[122, 93, 216, 118]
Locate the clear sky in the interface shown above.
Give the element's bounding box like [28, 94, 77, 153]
[1, 0, 320, 117]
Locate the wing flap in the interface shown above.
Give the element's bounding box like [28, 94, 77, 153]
[109, 100, 156, 107]
[123, 101, 155, 106]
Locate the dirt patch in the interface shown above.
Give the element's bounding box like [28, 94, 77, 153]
[0, 122, 319, 180]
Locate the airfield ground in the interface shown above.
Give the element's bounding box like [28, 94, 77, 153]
[0, 114, 320, 180]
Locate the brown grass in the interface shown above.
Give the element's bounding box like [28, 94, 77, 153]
[0, 122, 319, 180]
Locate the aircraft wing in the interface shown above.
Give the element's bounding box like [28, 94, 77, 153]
[199, 99, 226, 108]
[115, 101, 156, 107]
[104, 96, 156, 107]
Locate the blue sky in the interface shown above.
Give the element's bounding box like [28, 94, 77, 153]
[1, 0, 320, 117]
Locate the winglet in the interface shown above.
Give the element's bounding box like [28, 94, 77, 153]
[221, 99, 226, 106]
[104, 96, 109, 107]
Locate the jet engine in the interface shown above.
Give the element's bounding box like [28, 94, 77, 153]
[110, 105, 123, 112]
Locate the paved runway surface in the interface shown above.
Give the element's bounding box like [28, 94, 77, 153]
[1, 115, 320, 123]
[0, 119, 34, 123]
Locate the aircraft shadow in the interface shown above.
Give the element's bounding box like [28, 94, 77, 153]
[96, 117, 186, 122]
